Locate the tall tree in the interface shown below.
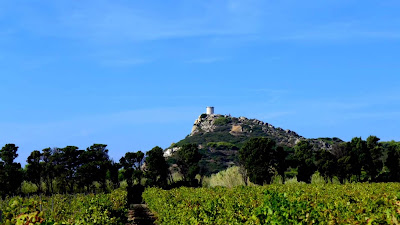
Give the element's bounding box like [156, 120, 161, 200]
[53, 146, 83, 193]
[26, 150, 43, 193]
[145, 146, 169, 188]
[41, 147, 56, 194]
[275, 146, 289, 180]
[315, 149, 336, 180]
[239, 138, 278, 185]
[0, 144, 23, 196]
[108, 161, 121, 189]
[365, 135, 383, 181]
[176, 144, 202, 185]
[330, 137, 384, 182]
[294, 141, 316, 183]
[77, 144, 110, 192]
[120, 151, 145, 187]
[385, 141, 400, 181]
[331, 142, 352, 182]
[347, 137, 366, 181]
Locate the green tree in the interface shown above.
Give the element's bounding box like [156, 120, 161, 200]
[365, 135, 383, 181]
[385, 141, 400, 181]
[330, 137, 384, 182]
[315, 149, 336, 180]
[26, 150, 43, 193]
[41, 147, 56, 194]
[275, 146, 288, 180]
[145, 146, 170, 188]
[53, 146, 83, 193]
[120, 151, 144, 187]
[77, 144, 110, 192]
[331, 142, 352, 182]
[0, 144, 23, 196]
[239, 137, 278, 185]
[347, 137, 366, 181]
[294, 141, 316, 183]
[108, 161, 121, 189]
[176, 144, 202, 185]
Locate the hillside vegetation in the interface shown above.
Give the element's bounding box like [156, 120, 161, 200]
[169, 114, 342, 175]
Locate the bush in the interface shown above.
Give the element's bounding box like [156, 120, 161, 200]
[284, 177, 305, 184]
[205, 166, 245, 188]
[214, 117, 231, 126]
[207, 142, 239, 150]
[21, 181, 38, 194]
[310, 172, 326, 184]
[270, 175, 283, 184]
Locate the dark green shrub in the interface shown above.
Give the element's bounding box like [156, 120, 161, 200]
[214, 117, 231, 126]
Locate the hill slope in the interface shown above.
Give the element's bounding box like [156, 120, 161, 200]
[166, 113, 342, 175]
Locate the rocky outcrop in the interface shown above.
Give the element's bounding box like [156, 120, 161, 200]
[190, 114, 335, 150]
[163, 147, 180, 157]
[191, 114, 220, 135]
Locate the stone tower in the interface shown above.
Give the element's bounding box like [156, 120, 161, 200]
[206, 106, 214, 115]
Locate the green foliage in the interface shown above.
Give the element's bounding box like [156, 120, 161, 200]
[317, 137, 343, 145]
[239, 138, 284, 185]
[0, 144, 19, 164]
[0, 144, 23, 197]
[315, 149, 336, 180]
[213, 117, 231, 126]
[176, 144, 202, 184]
[120, 151, 144, 188]
[145, 146, 169, 188]
[294, 141, 316, 183]
[365, 136, 384, 181]
[204, 166, 245, 188]
[53, 146, 83, 193]
[253, 190, 310, 224]
[275, 146, 289, 179]
[144, 183, 400, 224]
[284, 177, 304, 184]
[0, 188, 127, 225]
[284, 167, 297, 179]
[176, 131, 247, 148]
[40, 148, 56, 194]
[310, 171, 326, 184]
[108, 161, 122, 190]
[77, 144, 111, 192]
[207, 142, 239, 150]
[21, 181, 39, 194]
[385, 141, 400, 181]
[328, 136, 386, 183]
[21, 145, 121, 195]
[26, 150, 43, 193]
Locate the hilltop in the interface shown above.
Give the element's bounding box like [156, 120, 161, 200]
[165, 113, 343, 175]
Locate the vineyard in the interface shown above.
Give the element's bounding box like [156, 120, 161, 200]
[144, 183, 400, 224]
[0, 188, 127, 225]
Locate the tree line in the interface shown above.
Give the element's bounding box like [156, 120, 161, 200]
[0, 142, 204, 198]
[2, 134, 400, 197]
[239, 136, 400, 185]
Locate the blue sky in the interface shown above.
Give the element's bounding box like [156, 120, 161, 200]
[1, 0, 400, 164]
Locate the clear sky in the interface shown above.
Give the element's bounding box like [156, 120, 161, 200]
[1, 0, 400, 164]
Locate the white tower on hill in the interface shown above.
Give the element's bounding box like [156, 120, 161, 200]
[206, 106, 214, 115]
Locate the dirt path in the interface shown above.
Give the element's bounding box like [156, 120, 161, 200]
[126, 204, 156, 225]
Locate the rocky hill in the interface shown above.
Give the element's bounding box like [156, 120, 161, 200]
[165, 113, 342, 175]
[190, 114, 338, 149]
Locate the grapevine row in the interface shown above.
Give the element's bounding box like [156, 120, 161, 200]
[143, 183, 400, 224]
